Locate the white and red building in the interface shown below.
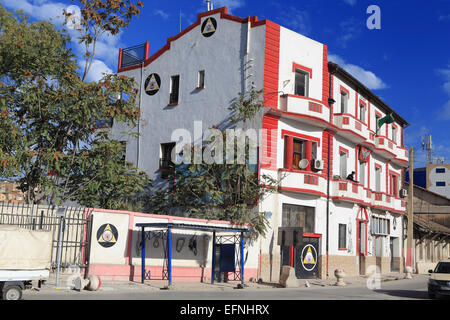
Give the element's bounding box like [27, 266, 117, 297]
[113, 7, 410, 281]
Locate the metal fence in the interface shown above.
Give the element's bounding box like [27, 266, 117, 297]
[0, 202, 89, 270]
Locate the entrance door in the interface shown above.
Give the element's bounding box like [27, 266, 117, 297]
[294, 237, 320, 279]
[358, 221, 366, 275]
[390, 238, 396, 271]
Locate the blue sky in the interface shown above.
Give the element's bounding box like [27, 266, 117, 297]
[2, 0, 450, 168]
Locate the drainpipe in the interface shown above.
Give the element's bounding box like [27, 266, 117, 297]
[135, 60, 145, 168]
[326, 65, 336, 278]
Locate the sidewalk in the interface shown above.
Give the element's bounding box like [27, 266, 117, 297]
[37, 271, 411, 293]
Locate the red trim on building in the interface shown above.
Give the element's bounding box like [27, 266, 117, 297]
[322, 129, 334, 178]
[292, 62, 313, 78]
[118, 7, 265, 73]
[340, 85, 350, 98]
[263, 20, 281, 109]
[117, 48, 123, 73]
[322, 44, 329, 106]
[281, 129, 321, 147]
[261, 114, 279, 169]
[339, 146, 350, 157]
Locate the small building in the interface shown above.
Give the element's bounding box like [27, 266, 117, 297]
[404, 182, 450, 273]
[0, 180, 26, 204]
[406, 164, 450, 199]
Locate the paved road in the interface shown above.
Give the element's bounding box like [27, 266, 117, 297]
[21, 275, 441, 300]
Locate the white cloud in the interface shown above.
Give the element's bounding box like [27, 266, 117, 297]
[153, 9, 169, 20]
[80, 59, 113, 83]
[328, 54, 388, 90]
[2, 0, 67, 23]
[3, 0, 121, 82]
[438, 65, 450, 119]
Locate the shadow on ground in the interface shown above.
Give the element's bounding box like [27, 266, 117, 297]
[374, 289, 429, 300]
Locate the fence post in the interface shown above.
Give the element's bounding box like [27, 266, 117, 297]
[55, 207, 67, 287]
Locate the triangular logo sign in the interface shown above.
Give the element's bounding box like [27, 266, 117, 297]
[98, 224, 117, 243]
[303, 246, 316, 264]
[202, 18, 216, 34]
[146, 74, 159, 92]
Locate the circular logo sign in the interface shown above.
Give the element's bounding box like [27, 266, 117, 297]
[201, 17, 217, 37]
[144, 73, 161, 96]
[97, 224, 118, 248]
[300, 244, 318, 272]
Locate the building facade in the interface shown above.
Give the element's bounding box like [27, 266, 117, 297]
[0, 180, 26, 204]
[407, 164, 450, 199]
[113, 7, 410, 280]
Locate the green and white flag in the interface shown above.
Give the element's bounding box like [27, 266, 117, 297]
[377, 113, 394, 134]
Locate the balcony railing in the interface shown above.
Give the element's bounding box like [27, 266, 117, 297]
[279, 95, 329, 124]
[119, 42, 148, 69]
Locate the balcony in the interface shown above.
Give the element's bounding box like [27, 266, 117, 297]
[279, 95, 330, 127]
[392, 146, 409, 168]
[277, 169, 326, 197]
[374, 136, 396, 160]
[333, 114, 369, 144]
[331, 179, 364, 204]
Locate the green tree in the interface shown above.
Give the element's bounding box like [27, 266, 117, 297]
[0, 1, 150, 210]
[146, 90, 278, 238]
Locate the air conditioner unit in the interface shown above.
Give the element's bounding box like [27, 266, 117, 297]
[400, 189, 408, 198]
[298, 159, 309, 170]
[312, 159, 324, 171]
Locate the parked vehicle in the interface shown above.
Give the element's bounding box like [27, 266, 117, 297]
[428, 259, 450, 299]
[0, 225, 53, 300]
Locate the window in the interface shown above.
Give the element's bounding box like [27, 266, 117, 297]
[375, 166, 381, 192]
[294, 69, 309, 97]
[392, 126, 397, 143]
[340, 91, 348, 113]
[339, 151, 347, 179]
[359, 161, 366, 187]
[169, 75, 180, 104]
[375, 114, 381, 133]
[436, 168, 446, 173]
[390, 174, 398, 196]
[292, 139, 304, 169]
[359, 104, 366, 123]
[436, 181, 446, 187]
[338, 224, 347, 249]
[371, 217, 389, 235]
[160, 142, 176, 178]
[198, 70, 205, 88]
[282, 204, 315, 233]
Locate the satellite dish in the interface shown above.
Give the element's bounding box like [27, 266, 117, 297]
[299, 159, 309, 169]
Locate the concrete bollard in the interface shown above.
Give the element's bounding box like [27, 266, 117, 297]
[334, 269, 346, 286]
[279, 266, 300, 288]
[404, 266, 413, 279]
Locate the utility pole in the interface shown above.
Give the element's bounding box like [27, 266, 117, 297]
[405, 146, 414, 279]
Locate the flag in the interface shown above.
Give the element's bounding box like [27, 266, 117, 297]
[377, 113, 394, 134]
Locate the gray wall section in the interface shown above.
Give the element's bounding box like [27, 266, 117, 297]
[113, 14, 266, 187]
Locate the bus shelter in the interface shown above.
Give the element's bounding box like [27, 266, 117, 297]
[135, 222, 250, 286]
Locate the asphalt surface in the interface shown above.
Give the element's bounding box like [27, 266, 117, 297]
[20, 274, 445, 300]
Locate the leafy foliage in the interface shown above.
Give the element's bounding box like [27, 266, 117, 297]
[0, 2, 150, 209]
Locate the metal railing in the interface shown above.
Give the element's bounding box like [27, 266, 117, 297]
[0, 202, 89, 270]
[121, 43, 146, 68]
